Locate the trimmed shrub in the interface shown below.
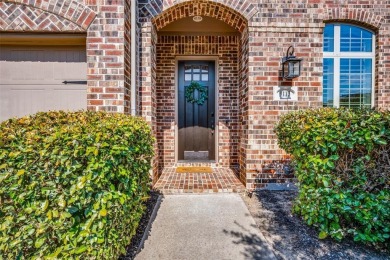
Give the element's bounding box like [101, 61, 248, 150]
[275, 108, 389, 245]
[0, 111, 154, 259]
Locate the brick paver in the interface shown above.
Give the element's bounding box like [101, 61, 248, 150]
[154, 168, 245, 194]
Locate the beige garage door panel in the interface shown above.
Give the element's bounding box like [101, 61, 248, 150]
[0, 85, 86, 119]
[1, 61, 86, 85]
[0, 45, 87, 121]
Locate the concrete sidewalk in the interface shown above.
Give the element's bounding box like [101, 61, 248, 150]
[135, 193, 276, 260]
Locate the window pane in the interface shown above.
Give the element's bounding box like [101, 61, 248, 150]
[193, 74, 200, 81]
[193, 66, 200, 73]
[340, 25, 373, 52]
[339, 58, 372, 108]
[323, 58, 334, 107]
[324, 24, 334, 52]
[185, 74, 192, 81]
[201, 73, 208, 81]
[185, 66, 191, 73]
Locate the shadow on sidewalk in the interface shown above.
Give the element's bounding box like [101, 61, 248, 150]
[223, 220, 276, 260]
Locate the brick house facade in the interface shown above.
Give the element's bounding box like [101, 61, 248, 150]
[1, 0, 389, 189]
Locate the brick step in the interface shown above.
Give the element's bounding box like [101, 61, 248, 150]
[154, 167, 245, 194]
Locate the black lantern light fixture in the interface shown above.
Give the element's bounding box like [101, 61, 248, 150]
[282, 46, 302, 79]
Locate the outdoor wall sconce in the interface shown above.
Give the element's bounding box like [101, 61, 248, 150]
[282, 46, 302, 79]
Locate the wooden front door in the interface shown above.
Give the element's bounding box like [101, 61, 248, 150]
[178, 60, 215, 160]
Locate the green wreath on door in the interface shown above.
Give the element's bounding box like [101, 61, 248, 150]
[185, 81, 208, 105]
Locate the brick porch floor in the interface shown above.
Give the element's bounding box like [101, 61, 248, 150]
[154, 167, 246, 194]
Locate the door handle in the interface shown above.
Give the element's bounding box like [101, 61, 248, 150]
[62, 80, 87, 85]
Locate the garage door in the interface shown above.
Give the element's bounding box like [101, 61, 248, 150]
[0, 44, 87, 121]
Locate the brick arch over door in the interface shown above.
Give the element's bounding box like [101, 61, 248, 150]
[2, 0, 96, 30]
[139, 0, 258, 29]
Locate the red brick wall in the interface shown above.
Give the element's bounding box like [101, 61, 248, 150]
[0, 0, 95, 32]
[242, 0, 390, 189]
[86, 0, 130, 113]
[140, 0, 390, 189]
[139, 0, 258, 22]
[138, 23, 159, 182]
[245, 27, 323, 189]
[238, 28, 250, 185]
[0, 2, 84, 31]
[2, 0, 390, 189]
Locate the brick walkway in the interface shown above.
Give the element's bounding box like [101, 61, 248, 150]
[154, 167, 246, 194]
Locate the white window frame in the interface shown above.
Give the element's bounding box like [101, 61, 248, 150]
[323, 23, 376, 108]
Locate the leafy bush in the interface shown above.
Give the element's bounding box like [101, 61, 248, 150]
[0, 111, 154, 259]
[275, 108, 389, 245]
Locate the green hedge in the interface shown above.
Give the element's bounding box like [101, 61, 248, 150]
[275, 108, 389, 245]
[0, 111, 154, 259]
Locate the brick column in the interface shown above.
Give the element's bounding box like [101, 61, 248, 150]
[86, 0, 130, 113]
[139, 22, 159, 182]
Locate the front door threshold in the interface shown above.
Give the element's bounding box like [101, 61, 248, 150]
[184, 151, 209, 160]
[176, 160, 217, 167]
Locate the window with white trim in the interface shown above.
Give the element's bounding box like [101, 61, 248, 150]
[323, 24, 375, 108]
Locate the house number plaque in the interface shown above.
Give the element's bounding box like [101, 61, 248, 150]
[273, 86, 298, 101]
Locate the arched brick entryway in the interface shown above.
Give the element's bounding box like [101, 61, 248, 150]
[138, 0, 258, 22]
[138, 0, 253, 185]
